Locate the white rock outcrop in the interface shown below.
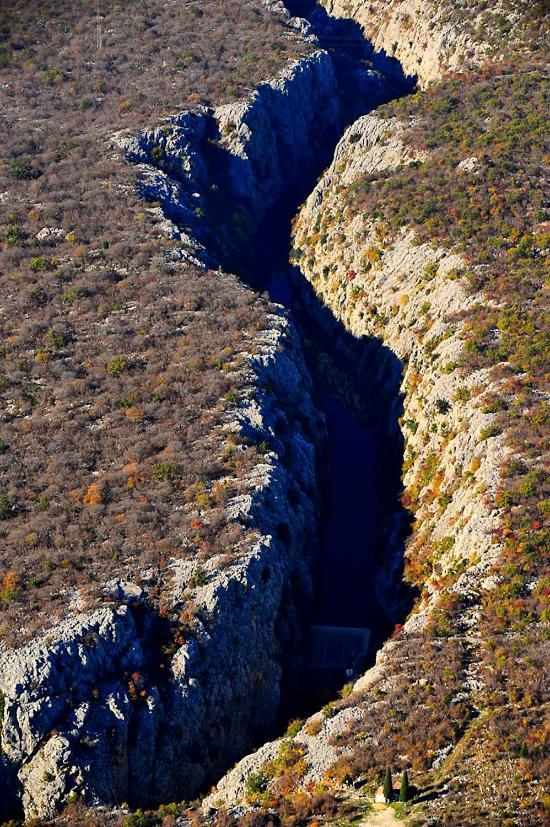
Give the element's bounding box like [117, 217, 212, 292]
[116, 51, 342, 268]
[321, 0, 490, 86]
[0, 48, 352, 821]
[294, 114, 507, 618]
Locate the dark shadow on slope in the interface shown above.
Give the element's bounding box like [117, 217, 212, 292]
[138, 0, 415, 274]
[232, 189, 416, 720]
[286, 0, 417, 104]
[197, 0, 418, 718]
[123, 0, 418, 792]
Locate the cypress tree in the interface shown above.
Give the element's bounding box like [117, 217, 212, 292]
[383, 767, 393, 802]
[399, 769, 410, 802]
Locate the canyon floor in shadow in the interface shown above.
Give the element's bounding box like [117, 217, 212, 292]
[242, 194, 416, 721]
[208, 0, 417, 716]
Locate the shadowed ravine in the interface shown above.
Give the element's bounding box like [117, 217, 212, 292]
[120, 0, 418, 799]
[0, 6, 419, 815]
[214, 1, 417, 715]
[240, 187, 414, 719]
[38, 0, 418, 812]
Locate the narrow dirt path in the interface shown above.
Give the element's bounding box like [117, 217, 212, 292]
[359, 803, 402, 826]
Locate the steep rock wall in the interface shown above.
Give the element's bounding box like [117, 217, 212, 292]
[320, 0, 489, 85]
[116, 47, 397, 271]
[0, 311, 322, 820]
[0, 50, 355, 819]
[0, 45, 401, 824]
[293, 114, 507, 622]
[115, 50, 342, 268]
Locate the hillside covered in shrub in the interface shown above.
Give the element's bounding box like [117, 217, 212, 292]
[0, 0, 307, 638]
[0, 0, 547, 824]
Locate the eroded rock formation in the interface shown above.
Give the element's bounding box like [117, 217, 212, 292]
[0, 23, 405, 822]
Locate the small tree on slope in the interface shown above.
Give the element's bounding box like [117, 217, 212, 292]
[383, 767, 393, 802]
[400, 769, 410, 802]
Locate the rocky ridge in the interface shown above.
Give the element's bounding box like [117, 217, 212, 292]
[293, 113, 508, 623]
[0, 310, 322, 820]
[115, 49, 342, 269]
[4, 3, 540, 821]
[0, 37, 402, 818]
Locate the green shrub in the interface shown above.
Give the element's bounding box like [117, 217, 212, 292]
[43, 67, 61, 84]
[46, 328, 65, 349]
[322, 702, 337, 719]
[5, 226, 25, 247]
[151, 461, 180, 482]
[30, 257, 49, 272]
[423, 261, 439, 280]
[443, 361, 457, 374]
[190, 565, 206, 587]
[519, 471, 544, 499]
[339, 682, 354, 699]
[285, 718, 304, 738]
[106, 354, 130, 375]
[438, 491, 452, 510]
[245, 770, 270, 802]
[455, 386, 471, 403]
[479, 424, 502, 441]
[0, 494, 12, 520]
[433, 536, 455, 560]
[60, 285, 87, 304]
[8, 160, 34, 180]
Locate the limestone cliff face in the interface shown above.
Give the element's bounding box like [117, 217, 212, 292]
[115, 50, 341, 268]
[207, 113, 508, 810]
[214, 51, 340, 211]
[294, 114, 507, 624]
[0, 50, 349, 820]
[320, 0, 489, 85]
[0, 51, 356, 818]
[0, 311, 321, 820]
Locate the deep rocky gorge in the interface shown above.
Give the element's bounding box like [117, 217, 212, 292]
[0, 311, 324, 818]
[0, 0, 545, 823]
[207, 116, 509, 809]
[0, 5, 412, 820]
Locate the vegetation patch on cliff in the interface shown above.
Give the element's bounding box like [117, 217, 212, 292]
[346, 62, 548, 646]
